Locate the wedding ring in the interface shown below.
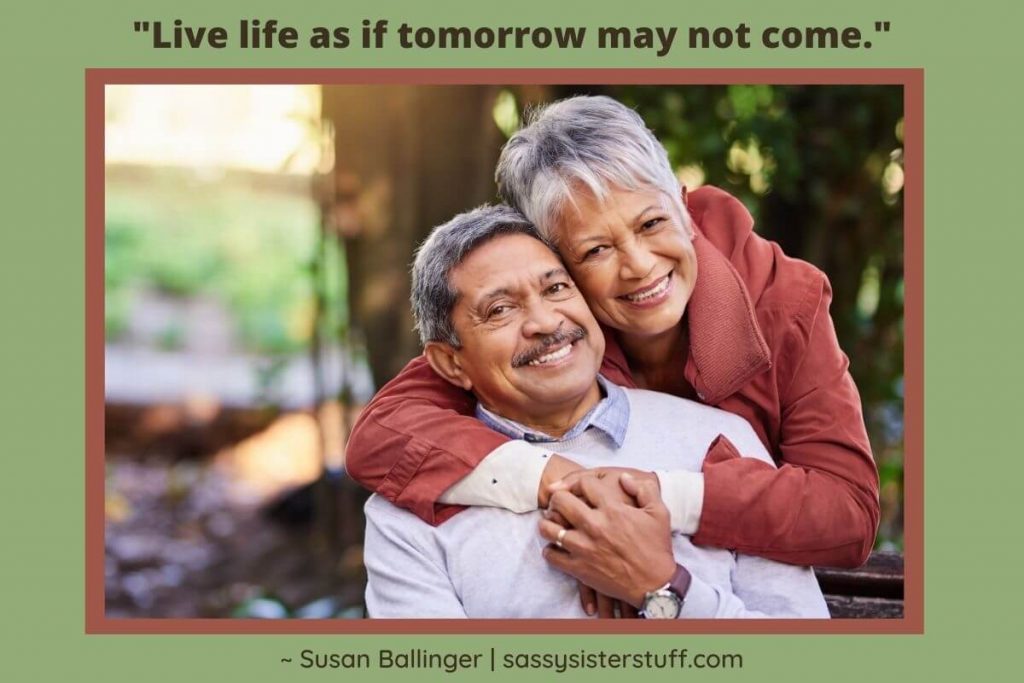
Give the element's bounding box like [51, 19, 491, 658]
[556, 528, 567, 548]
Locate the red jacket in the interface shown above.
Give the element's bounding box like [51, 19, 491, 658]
[346, 186, 880, 568]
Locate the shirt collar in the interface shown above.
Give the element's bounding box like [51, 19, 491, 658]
[474, 375, 629, 447]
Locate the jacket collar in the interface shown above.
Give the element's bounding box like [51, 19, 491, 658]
[683, 228, 772, 404]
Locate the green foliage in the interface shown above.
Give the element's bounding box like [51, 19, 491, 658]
[105, 170, 320, 354]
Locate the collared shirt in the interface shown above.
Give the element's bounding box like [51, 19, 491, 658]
[473, 375, 629, 448]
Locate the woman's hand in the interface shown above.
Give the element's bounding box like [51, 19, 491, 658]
[547, 466, 661, 505]
[537, 454, 584, 507]
[577, 582, 639, 618]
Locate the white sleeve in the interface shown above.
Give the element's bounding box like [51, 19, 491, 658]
[678, 568, 770, 618]
[363, 501, 468, 618]
[441, 442, 701, 523]
[729, 554, 831, 618]
[654, 470, 704, 534]
[437, 440, 552, 512]
[678, 556, 828, 618]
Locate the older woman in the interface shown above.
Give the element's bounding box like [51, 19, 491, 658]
[346, 96, 879, 587]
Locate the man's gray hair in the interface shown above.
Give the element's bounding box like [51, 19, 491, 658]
[411, 204, 552, 347]
[496, 95, 685, 239]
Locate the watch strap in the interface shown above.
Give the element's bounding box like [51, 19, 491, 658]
[667, 563, 692, 601]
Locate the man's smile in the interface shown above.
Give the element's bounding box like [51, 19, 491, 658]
[526, 340, 575, 367]
[511, 325, 587, 368]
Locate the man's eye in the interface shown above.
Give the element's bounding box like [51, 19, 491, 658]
[584, 245, 608, 260]
[487, 305, 511, 319]
[547, 282, 571, 295]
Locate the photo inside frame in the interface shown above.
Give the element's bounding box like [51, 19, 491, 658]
[91, 79, 910, 630]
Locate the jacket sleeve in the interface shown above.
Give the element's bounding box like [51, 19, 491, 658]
[692, 277, 881, 568]
[346, 352, 636, 525]
[345, 355, 508, 525]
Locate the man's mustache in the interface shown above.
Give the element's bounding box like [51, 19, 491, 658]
[511, 325, 587, 368]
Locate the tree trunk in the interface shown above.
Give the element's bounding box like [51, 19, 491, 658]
[322, 85, 506, 390]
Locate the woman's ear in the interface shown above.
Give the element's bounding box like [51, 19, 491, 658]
[424, 342, 473, 391]
[676, 187, 696, 239]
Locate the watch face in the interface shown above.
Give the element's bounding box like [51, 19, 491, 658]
[644, 593, 681, 619]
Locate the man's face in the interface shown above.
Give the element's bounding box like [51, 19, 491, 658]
[435, 233, 605, 426]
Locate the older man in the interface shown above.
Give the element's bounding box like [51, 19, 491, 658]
[363, 205, 829, 618]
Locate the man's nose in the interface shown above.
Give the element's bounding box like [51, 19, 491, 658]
[521, 300, 564, 337]
[619, 239, 657, 280]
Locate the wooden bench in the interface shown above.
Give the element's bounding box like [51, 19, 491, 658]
[815, 551, 904, 618]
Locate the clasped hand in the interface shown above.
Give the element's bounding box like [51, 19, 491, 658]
[538, 467, 676, 615]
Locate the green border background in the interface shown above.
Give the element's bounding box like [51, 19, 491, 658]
[2, 0, 1018, 680]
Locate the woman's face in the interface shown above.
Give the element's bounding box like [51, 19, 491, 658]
[553, 186, 698, 340]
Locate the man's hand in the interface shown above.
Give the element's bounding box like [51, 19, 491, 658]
[539, 473, 676, 607]
[537, 454, 583, 508]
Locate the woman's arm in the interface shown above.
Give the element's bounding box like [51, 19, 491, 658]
[693, 277, 880, 568]
[345, 354, 635, 524]
[346, 356, 509, 524]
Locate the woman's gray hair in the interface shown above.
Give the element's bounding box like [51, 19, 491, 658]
[496, 95, 686, 238]
[411, 204, 552, 347]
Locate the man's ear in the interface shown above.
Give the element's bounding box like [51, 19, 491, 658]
[424, 341, 473, 391]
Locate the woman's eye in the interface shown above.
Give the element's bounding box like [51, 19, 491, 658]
[547, 282, 570, 295]
[584, 245, 607, 259]
[641, 218, 664, 231]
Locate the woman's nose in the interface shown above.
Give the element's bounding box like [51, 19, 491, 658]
[619, 241, 657, 280]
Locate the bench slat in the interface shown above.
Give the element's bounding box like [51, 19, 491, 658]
[824, 595, 904, 619]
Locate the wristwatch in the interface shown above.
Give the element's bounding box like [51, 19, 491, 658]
[639, 564, 692, 619]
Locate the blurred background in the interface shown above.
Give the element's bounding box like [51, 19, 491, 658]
[104, 83, 904, 618]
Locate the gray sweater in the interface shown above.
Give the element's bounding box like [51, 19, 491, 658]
[364, 386, 830, 618]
